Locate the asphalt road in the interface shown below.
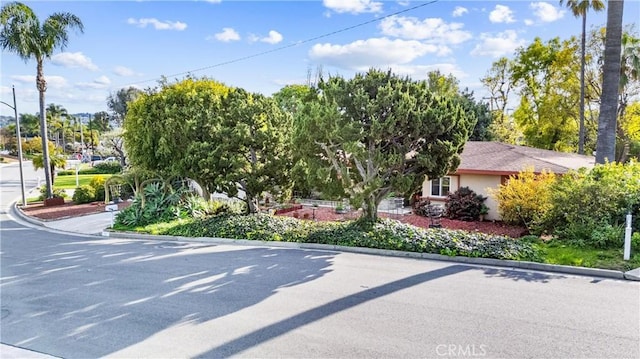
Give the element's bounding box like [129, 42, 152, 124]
[1, 163, 639, 358]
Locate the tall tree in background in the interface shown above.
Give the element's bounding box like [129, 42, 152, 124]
[107, 87, 142, 127]
[0, 2, 83, 198]
[426, 70, 493, 141]
[560, 0, 605, 154]
[511, 37, 581, 152]
[46, 103, 68, 149]
[92, 111, 112, 132]
[19, 113, 40, 137]
[481, 58, 521, 144]
[595, 0, 624, 163]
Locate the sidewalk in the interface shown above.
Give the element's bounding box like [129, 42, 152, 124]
[41, 211, 117, 235]
[0, 344, 60, 359]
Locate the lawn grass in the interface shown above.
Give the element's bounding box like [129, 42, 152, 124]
[531, 239, 640, 272]
[54, 174, 110, 189]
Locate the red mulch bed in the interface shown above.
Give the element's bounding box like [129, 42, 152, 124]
[19, 202, 528, 238]
[277, 206, 529, 238]
[20, 201, 131, 220]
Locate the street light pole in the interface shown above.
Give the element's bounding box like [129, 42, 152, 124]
[0, 86, 27, 207]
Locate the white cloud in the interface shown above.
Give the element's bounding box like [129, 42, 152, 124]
[11, 75, 67, 88]
[203, 0, 221, 3]
[309, 38, 441, 70]
[524, 19, 535, 26]
[379, 16, 472, 46]
[51, 52, 98, 71]
[261, 30, 283, 44]
[249, 30, 283, 44]
[489, 5, 515, 23]
[471, 30, 526, 58]
[76, 75, 111, 89]
[113, 66, 139, 77]
[94, 75, 111, 85]
[397, 0, 410, 6]
[127, 18, 187, 31]
[452, 6, 468, 17]
[530, 2, 565, 22]
[323, 0, 382, 14]
[212, 27, 240, 42]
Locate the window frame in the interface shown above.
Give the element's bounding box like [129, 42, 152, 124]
[430, 177, 451, 197]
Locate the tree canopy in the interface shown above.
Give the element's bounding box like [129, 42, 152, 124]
[294, 68, 475, 221]
[124, 77, 292, 213]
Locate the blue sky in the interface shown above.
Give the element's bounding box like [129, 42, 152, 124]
[1, 0, 639, 117]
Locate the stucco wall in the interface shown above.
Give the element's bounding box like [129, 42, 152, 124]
[421, 174, 502, 220]
[459, 174, 502, 220]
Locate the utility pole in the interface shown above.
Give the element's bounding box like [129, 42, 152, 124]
[0, 86, 27, 206]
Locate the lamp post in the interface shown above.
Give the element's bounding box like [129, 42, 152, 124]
[0, 86, 27, 207]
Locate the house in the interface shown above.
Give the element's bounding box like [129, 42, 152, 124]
[421, 141, 596, 220]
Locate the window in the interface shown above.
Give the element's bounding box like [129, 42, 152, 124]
[430, 177, 451, 197]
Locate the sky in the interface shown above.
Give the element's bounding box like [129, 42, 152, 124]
[1, 0, 639, 117]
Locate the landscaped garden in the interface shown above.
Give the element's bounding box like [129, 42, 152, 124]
[15, 70, 640, 273]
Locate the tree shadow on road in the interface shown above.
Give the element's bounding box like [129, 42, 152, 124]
[482, 267, 568, 283]
[196, 264, 470, 358]
[1, 230, 337, 358]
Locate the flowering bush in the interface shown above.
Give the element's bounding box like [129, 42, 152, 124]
[489, 168, 556, 233]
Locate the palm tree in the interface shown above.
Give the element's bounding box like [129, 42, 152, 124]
[32, 150, 66, 183]
[595, 0, 624, 163]
[615, 31, 639, 162]
[560, 0, 605, 155]
[0, 2, 83, 198]
[46, 103, 68, 149]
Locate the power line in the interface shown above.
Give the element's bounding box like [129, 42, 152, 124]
[126, 0, 440, 87]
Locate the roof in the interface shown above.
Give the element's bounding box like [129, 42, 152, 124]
[455, 141, 596, 175]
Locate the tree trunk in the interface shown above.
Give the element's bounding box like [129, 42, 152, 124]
[362, 196, 378, 222]
[246, 194, 259, 214]
[37, 59, 54, 198]
[578, 13, 587, 155]
[595, 0, 624, 164]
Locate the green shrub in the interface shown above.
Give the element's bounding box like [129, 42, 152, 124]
[93, 161, 122, 174]
[72, 185, 96, 204]
[151, 214, 541, 262]
[632, 232, 640, 250]
[114, 180, 192, 227]
[89, 176, 107, 202]
[545, 161, 640, 245]
[37, 185, 67, 201]
[557, 218, 624, 249]
[445, 187, 487, 221]
[489, 168, 556, 233]
[58, 170, 74, 176]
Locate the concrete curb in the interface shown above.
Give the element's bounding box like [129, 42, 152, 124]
[10, 202, 45, 227]
[10, 200, 638, 281]
[106, 230, 631, 281]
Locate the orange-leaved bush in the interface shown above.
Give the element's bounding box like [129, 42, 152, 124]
[489, 167, 557, 233]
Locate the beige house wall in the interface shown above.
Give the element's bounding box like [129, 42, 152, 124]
[458, 174, 502, 221]
[421, 174, 502, 220]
